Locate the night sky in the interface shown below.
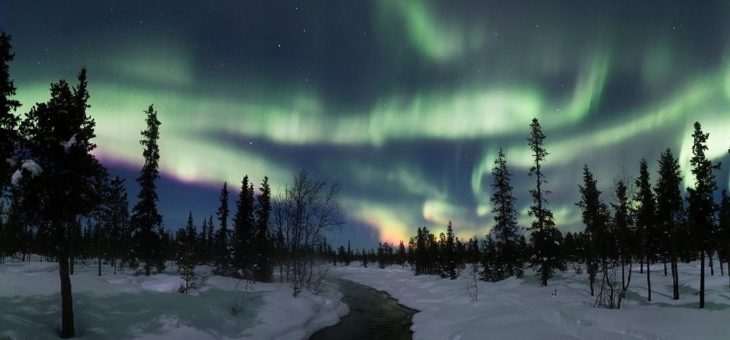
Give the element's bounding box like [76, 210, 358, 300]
[2, 1, 730, 249]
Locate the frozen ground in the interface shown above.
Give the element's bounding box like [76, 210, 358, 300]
[0, 258, 347, 340]
[334, 262, 730, 340]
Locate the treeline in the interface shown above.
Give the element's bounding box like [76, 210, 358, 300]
[332, 118, 730, 311]
[0, 32, 342, 338]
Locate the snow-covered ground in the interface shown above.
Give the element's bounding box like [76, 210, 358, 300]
[0, 258, 348, 340]
[334, 262, 730, 340]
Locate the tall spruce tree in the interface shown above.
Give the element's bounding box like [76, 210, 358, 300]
[577, 165, 602, 296]
[214, 182, 231, 274]
[634, 159, 657, 302]
[443, 221, 457, 279]
[612, 178, 633, 299]
[489, 148, 523, 280]
[232, 176, 254, 276]
[253, 176, 273, 281]
[687, 122, 720, 309]
[17, 69, 103, 338]
[655, 148, 684, 300]
[526, 118, 561, 286]
[130, 105, 164, 276]
[0, 32, 20, 193]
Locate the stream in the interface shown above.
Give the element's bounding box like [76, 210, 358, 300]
[310, 279, 416, 340]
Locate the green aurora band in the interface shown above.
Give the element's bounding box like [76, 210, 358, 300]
[4, 0, 730, 246]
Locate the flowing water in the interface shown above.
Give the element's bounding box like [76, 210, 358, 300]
[310, 279, 416, 340]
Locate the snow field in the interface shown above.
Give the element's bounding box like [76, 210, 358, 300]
[0, 260, 348, 340]
[334, 261, 730, 340]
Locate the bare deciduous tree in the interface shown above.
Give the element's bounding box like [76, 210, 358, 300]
[272, 170, 343, 296]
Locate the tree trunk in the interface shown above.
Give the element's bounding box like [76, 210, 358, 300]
[719, 256, 724, 276]
[663, 261, 668, 276]
[620, 260, 625, 294]
[98, 256, 102, 276]
[58, 250, 75, 338]
[700, 250, 705, 308]
[640, 259, 644, 274]
[621, 261, 633, 299]
[646, 257, 652, 302]
[709, 251, 714, 276]
[671, 258, 679, 300]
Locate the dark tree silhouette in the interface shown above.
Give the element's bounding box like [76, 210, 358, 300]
[577, 165, 603, 296]
[18, 69, 103, 338]
[634, 159, 657, 302]
[130, 105, 164, 276]
[526, 118, 561, 286]
[655, 148, 684, 300]
[232, 176, 254, 276]
[253, 176, 273, 281]
[214, 182, 231, 274]
[0, 32, 20, 194]
[687, 122, 720, 309]
[489, 148, 523, 280]
[612, 177, 634, 303]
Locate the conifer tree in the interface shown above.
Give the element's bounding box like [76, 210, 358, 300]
[687, 122, 720, 308]
[0, 32, 20, 193]
[480, 236, 498, 281]
[176, 212, 198, 293]
[346, 240, 352, 265]
[577, 165, 602, 296]
[397, 241, 407, 265]
[214, 182, 231, 274]
[443, 221, 457, 279]
[253, 176, 273, 281]
[232, 176, 255, 276]
[634, 159, 657, 302]
[17, 69, 103, 338]
[612, 178, 633, 299]
[206, 215, 215, 263]
[655, 148, 684, 300]
[490, 148, 523, 280]
[526, 118, 562, 286]
[130, 105, 164, 276]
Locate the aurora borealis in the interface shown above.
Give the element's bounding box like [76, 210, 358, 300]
[2, 1, 730, 248]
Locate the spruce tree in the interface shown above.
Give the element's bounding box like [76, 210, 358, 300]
[443, 221, 457, 279]
[253, 176, 273, 281]
[17, 69, 103, 338]
[206, 215, 215, 263]
[490, 148, 523, 279]
[526, 118, 561, 286]
[176, 212, 198, 293]
[130, 105, 163, 276]
[214, 182, 231, 274]
[232, 176, 254, 276]
[687, 122, 720, 309]
[612, 178, 633, 299]
[577, 165, 602, 296]
[634, 159, 657, 302]
[0, 32, 20, 193]
[655, 148, 684, 300]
